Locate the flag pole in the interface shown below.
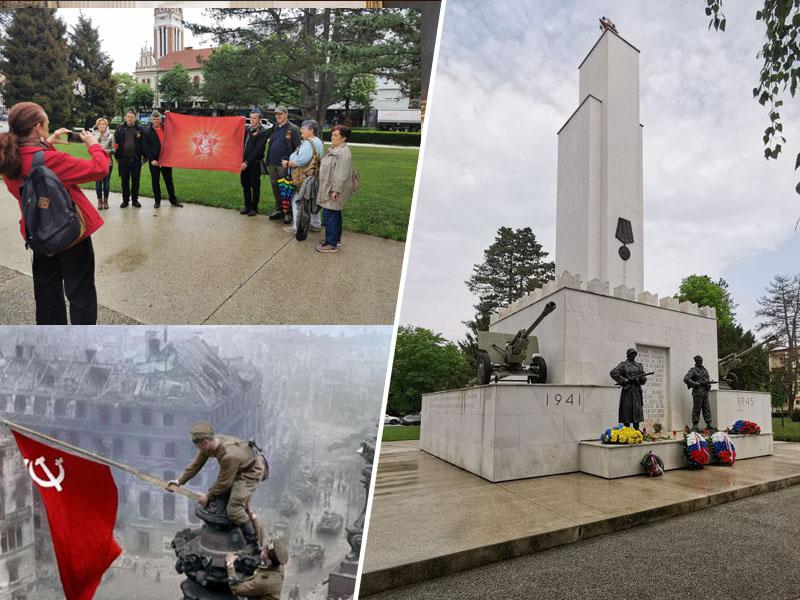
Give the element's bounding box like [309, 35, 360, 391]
[2, 419, 201, 503]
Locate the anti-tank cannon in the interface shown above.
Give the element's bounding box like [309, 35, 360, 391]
[718, 334, 778, 389]
[473, 301, 557, 385]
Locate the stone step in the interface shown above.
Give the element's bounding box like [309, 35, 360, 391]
[578, 433, 774, 479]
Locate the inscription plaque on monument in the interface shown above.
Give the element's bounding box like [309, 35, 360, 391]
[636, 345, 668, 430]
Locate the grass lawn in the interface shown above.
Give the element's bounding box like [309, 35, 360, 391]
[772, 417, 800, 442]
[62, 142, 417, 241]
[382, 425, 420, 442]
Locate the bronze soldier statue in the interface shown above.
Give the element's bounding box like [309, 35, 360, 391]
[167, 422, 266, 543]
[683, 355, 715, 432]
[610, 348, 648, 430]
[225, 508, 286, 600]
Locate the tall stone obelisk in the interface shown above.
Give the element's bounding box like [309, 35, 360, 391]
[555, 28, 644, 293]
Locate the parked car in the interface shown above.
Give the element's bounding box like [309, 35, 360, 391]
[402, 413, 421, 426]
[384, 414, 401, 426]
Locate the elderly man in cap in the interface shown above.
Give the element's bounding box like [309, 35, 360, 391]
[167, 422, 266, 543]
[610, 348, 648, 430]
[225, 506, 286, 600]
[240, 107, 269, 217]
[684, 355, 715, 432]
[142, 110, 182, 208]
[265, 106, 301, 224]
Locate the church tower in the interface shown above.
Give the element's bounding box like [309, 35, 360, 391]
[153, 8, 184, 60]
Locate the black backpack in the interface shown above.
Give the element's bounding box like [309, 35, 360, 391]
[20, 151, 84, 255]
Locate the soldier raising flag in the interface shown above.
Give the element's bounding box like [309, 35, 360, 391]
[168, 422, 268, 544]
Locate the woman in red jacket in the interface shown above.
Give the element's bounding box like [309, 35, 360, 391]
[0, 102, 108, 325]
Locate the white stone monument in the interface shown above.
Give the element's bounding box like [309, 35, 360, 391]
[420, 26, 773, 481]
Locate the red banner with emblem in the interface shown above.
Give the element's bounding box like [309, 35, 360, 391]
[12, 431, 121, 600]
[159, 113, 245, 173]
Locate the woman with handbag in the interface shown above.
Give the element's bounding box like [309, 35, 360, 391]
[316, 125, 356, 253]
[0, 102, 108, 325]
[281, 120, 324, 237]
[93, 117, 114, 210]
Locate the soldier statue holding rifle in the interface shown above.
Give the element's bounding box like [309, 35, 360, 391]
[683, 355, 716, 432]
[610, 348, 652, 431]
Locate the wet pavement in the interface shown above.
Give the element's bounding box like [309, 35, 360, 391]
[359, 440, 800, 596]
[0, 189, 404, 325]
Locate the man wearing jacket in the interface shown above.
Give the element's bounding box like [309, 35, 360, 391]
[114, 108, 144, 208]
[240, 108, 269, 217]
[266, 106, 301, 224]
[142, 110, 183, 209]
[167, 422, 266, 543]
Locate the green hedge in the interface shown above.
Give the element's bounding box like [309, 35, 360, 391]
[322, 129, 420, 147]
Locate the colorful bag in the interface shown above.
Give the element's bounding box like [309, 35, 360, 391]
[277, 174, 295, 216]
[710, 431, 736, 465]
[685, 431, 710, 468]
[641, 451, 664, 477]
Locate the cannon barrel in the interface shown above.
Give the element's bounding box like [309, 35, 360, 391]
[718, 334, 778, 374]
[523, 301, 557, 338]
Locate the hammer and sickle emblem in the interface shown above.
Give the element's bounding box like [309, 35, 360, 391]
[23, 456, 65, 492]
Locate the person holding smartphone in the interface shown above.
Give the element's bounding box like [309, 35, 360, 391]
[265, 106, 300, 224]
[0, 102, 107, 324]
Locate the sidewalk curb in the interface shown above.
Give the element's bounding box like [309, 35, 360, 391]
[359, 466, 800, 596]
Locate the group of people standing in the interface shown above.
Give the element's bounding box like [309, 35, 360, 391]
[240, 105, 356, 253]
[93, 108, 183, 210]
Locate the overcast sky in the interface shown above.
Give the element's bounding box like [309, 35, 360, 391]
[57, 8, 216, 73]
[402, 0, 800, 342]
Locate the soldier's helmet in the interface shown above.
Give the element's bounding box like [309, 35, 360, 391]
[190, 422, 215, 444]
[626, 348, 637, 358]
[268, 538, 289, 566]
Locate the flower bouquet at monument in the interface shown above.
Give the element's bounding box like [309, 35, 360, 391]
[684, 431, 710, 468]
[710, 431, 736, 466]
[601, 424, 643, 445]
[729, 420, 761, 435]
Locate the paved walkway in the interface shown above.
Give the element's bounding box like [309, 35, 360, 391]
[366, 482, 800, 600]
[0, 190, 404, 324]
[359, 440, 800, 596]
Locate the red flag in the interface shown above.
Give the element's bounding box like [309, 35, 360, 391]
[12, 431, 121, 600]
[160, 113, 245, 173]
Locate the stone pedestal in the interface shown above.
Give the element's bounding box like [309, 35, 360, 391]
[578, 434, 774, 479]
[420, 383, 619, 482]
[710, 389, 772, 433]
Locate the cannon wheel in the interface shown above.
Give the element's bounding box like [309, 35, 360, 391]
[476, 350, 492, 385]
[528, 355, 547, 384]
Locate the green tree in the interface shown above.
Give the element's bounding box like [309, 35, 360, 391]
[128, 83, 155, 113]
[676, 274, 736, 327]
[388, 326, 472, 416]
[677, 274, 769, 390]
[460, 227, 554, 367]
[201, 44, 297, 108]
[0, 8, 72, 128]
[112, 72, 136, 115]
[756, 273, 800, 412]
[705, 1, 800, 196]
[69, 13, 116, 129]
[189, 8, 420, 123]
[158, 64, 193, 108]
[770, 371, 789, 427]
